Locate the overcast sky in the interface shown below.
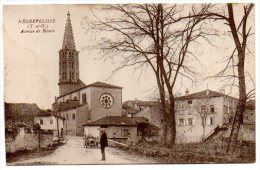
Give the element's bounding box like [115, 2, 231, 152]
[3, 4, 255, 109]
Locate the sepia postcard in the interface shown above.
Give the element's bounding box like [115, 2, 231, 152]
[1, 1, 258, 168]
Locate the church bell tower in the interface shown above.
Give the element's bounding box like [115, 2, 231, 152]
[58, 12, 85, 96]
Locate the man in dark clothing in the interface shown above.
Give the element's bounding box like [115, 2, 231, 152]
[100, 130, 108, 161]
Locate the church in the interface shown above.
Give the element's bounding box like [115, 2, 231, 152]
[52, 12, 123, 136]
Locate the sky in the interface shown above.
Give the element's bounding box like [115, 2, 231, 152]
[3, 4, 255, 109]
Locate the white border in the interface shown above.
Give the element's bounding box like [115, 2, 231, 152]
[0, 1, 259, 170]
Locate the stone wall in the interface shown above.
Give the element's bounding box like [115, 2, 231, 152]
[222, 124, 255, 142]
[60, 109, 77, 135]
[76, 104, 89, 136]
[6, 127, 54, 153]
[90, 87, 122, 121]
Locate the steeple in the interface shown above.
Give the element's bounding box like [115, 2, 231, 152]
[62, 11, 76, 50]
[58, 12, 86, 96]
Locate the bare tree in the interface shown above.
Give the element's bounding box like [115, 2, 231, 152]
[193, 95, 213, 139]
[200, 3, 254, 154]
[86, 4, 213, 146]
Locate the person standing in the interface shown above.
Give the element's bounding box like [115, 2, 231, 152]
[100, 130, 108, 161]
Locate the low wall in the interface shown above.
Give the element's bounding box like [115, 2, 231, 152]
[6, 128, 54, 153]
[108, 139, 128, 148]
[222, 124, 255, 141]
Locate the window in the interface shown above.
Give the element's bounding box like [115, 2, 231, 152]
[179, 118, 185, 126]
[209, 117, 215, 125]
[188, 118, 193, 125]
[87, 112, 91, 120]
[82, 93, 87, 104]
[188, 108, 193, 115]
[66, 113, 69, 120]
[100, 94, 114, 108]
[122, 129, 129, 137]
[161, 119, 164, 124]
[72, 113, 75, 120]
[224, 105, 228, 113]
[188, 100, 192, 104]
[201, 105, 206, 114]
[210, 105, 215, 113]
[40, 119, 43, 125]
[50, 119, 53, 124]
[73, 96, 78, 100]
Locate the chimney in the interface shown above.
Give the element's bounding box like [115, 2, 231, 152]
[185, 88, 189, 96]
[134, 98, 138, 110]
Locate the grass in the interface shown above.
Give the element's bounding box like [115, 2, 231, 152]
[6, 147, 56, 163]
[121, 138, 255, 164]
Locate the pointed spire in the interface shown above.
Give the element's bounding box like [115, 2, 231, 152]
[62, 11, 76, 50]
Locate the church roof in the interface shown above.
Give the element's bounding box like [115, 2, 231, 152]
[57, 81, 122, 98]
[83, 116, 148, 126]
[62, 11, 76, 50]
[87, 81, 122, 89]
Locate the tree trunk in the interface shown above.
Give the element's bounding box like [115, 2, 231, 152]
[169, 92, 176, 146]
[156, 74, 168, 146]
[226, 50, 247, 154]
[224, 3, 250, 155]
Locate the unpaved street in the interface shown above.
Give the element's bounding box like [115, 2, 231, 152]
[8, 136, 157, 165]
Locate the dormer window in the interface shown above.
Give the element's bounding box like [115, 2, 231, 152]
[188, 100, 192, 104]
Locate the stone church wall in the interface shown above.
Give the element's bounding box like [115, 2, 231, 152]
[90, 87, 122, 121]
[76, 104, 90, 136]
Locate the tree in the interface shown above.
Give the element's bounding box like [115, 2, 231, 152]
[202, 3, 254, 154]
[193, 94, 213, 139]
[87, 4, 212, 146]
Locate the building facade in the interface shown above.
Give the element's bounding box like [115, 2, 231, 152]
[174, 89, 238, 143]
[133, 89, 244, 143]
[34, 112, 64, 138]
[83, 116, 157, 144]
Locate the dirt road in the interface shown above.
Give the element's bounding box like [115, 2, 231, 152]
[8, 136, 157, 165]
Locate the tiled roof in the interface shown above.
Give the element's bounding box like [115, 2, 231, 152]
[122, 104, 139, 113]
[5, 102, 43, 126]
[5, 103, 41, 116]
[83, 116, 148, 126]
[176, 90, 226, 100]
[87, 81, 122, 89]
[124, 100, 159, 107]
[58, 81, 122, 98]
[36, 110, 65, 120]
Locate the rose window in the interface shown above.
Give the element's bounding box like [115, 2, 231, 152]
[100, 94, 113, 108]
